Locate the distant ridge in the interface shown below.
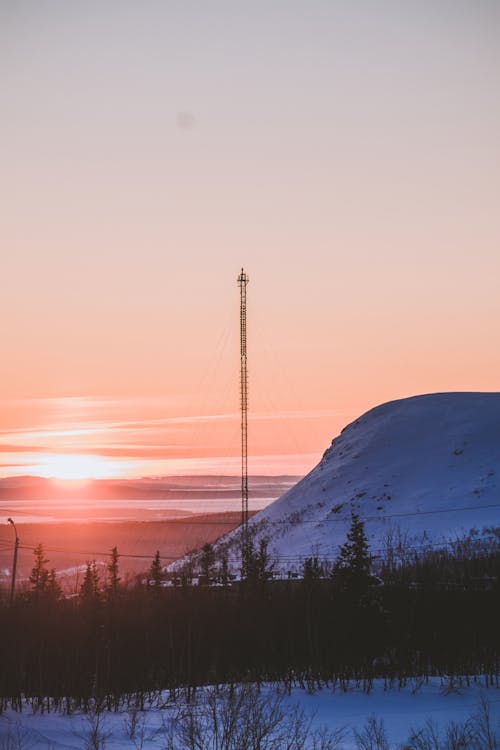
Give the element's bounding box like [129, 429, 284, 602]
[0, 475, 299, 502]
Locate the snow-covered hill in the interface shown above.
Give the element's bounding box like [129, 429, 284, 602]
[216, 393, 500, 572]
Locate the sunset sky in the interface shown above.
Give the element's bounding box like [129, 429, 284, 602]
[1, 1, 499, 480]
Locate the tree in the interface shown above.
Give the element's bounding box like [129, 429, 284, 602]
[200, 543, 215, 584]
[46, 568, 62, 600]
[149, 550, 163, 588]
[28, 544, 61, 599]
[107, 546, 120, 598]
[332, 513, 371, 593]
[243, 538, 275, 586]
[302, 556, 322, 584]
[219, 553, 230, 587]
[29, 543, 50, 594]
[80, 560, 100, 603]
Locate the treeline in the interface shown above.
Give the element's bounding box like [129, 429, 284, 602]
[0, 571, 498, 708]
[0, 517, 498, 707]
[179, 521, 500, 594]
[378, 527, 500, 590]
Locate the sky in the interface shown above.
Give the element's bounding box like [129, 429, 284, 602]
[1, 0, 499, 480]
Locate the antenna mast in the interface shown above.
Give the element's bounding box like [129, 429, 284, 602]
[237, 268, 249, 556]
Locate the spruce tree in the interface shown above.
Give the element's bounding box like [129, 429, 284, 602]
[332, 513, 371, 592]
[219, 553, 230, 587]
[244, 539, 274, 585]
[107, 546, 121, 598]
[149, 550, 162, 588]
[80, 560, 100, 603]
[200, 543, 215, 584]
[46, 568, 62, 600]
[303, 556, 322, 584]
[29, 543, 50, 594]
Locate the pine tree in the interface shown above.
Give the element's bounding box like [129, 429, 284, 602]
[200, 543, 215, 584]
[303, 556, 322, 584]
[332, 513, 371, 593]
[107, 546, 120, 598]
[80, 560, 100, 603]
[244, 539, 274, 585]
[219, 553, 230, 587]
[46, 568, 62, 600]
[149, 550, 162, 588]
[29, 543, 50, 594]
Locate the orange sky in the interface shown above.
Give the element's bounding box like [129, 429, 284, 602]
[1, 1, 499, 479]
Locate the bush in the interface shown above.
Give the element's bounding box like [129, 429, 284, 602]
[161, 684, 345, 750]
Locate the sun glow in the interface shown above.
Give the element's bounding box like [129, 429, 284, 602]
[35, 454, 118, 481]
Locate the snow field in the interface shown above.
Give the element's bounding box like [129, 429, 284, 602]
[0, 678, 498, 750]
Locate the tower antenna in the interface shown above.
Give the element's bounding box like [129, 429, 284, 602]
[237, 268, 249, 564]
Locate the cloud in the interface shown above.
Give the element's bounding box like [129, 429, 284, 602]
[66, 445, 199, 459]
[0, 444, 45, 453]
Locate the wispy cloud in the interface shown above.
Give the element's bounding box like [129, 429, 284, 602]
[0, 444, 45, 453]
[0, 396, 347, 478]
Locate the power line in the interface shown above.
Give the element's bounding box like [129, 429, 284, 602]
[1, 503, 498, 563]
[273, 501, 500, 525]
[9, 528, 499, 568]
[14, 543, 180, 562]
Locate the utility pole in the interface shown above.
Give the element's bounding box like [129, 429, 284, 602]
[237, 268, 249, 569]
[7, 518, 19, 606]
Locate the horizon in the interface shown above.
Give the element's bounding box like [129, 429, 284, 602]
[0, 472, 299, 526]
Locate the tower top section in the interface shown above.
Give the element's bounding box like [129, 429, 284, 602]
[237, 268, 249, 287]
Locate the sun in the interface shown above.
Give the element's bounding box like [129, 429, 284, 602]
[36, 454, 117, 481]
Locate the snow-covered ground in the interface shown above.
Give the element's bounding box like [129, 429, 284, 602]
[0, 679, 498, 749]
[212, 392, 500, 573]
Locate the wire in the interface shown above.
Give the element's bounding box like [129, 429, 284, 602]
[13, 543, 180, 562]
[11, 530, 499, 568]
[2, 504, 498, 565]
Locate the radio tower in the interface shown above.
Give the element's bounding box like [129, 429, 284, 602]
[238, 268, 249, 562]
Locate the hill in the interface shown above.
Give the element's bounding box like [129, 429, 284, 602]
[214, 392, 500, 573]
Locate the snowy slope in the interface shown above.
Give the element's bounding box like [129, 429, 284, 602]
[217, 393, 500, 571]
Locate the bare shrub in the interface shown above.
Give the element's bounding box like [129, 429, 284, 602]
[406, 698, 499, 750]
[406, 719, 441, 750]
[124, 707, 148, 750]
[311, 725, 347, 750]
[354, 717, 391, 750]
[442, 720, 474, 750]
[470, 694, 499, 750]
[161, 684, 345, 750]
[76, 700, 111, 750]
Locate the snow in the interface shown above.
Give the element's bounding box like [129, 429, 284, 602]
[213, 393, 500, 572]
[0, 679, 498, 749]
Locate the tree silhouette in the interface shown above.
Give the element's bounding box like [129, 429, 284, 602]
[302, 556, 322, 584]
[80, 560, 100, 603]
[107, 546, 120, 598]
[46, 568, 62, 600]
[29, 543, 50, 595]
[332, 513, 371, 592]
[200, 543, 216, 584]
[243, 538, 274, 586]
[149, 550, 162, 588]
[219, 553, 230, 587]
